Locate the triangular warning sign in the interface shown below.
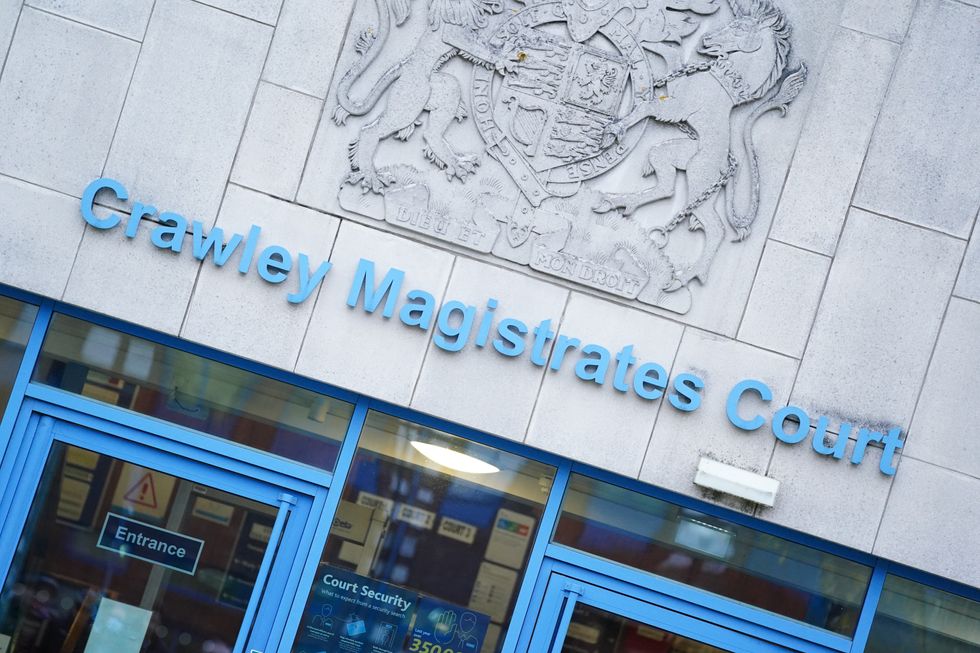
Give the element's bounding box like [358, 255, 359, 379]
[123, 472, 158, 509]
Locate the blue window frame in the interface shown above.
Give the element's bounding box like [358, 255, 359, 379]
[0, 403, 322, 653]
[0, 283, 976, 653]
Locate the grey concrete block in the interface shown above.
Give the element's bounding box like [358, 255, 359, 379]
[0, 176, 86, 299]
[0, 8, 138, 195]
[231, 82, 322, 200]
[103, 0, 271, 227]
[840, 0, 916, 42]
[904, 298, 980, 478]
[295, 222, 455, 405]
[640, 329, 798, 513]
[195, 0, 282, 24]
[770, 28, 898, 255]
[181, 185, 339, 370]
[792, 209, 964, 433]
[874, 458, 980, 587]
[954, 226, 980, 303]
[262, 0, 354, 98]
[853, 0, 980, 238]
[0, 0, 21, 71]
[760, 434, 894, 552]
[26, 0, 155, 39]
[412, 258, 568, 441]
[526, 293, 684, 478]
[63, 220, 202, 336]
[738, 241, 831, 359]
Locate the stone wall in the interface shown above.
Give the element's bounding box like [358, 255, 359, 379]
[0, 0, 978, 585]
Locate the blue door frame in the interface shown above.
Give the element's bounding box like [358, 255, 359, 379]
[0, 397, 324, 653]
[520, 556, 850, 653]
[528, 570, 788, 653]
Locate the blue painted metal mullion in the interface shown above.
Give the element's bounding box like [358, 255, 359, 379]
[0, 413, 54, 579]
[0, 300, 52, 473]
[240, 494, 295, 653]
[263, 487, 330, 649]
[515, 558, 560, 650]
[526, 572, 573, 651]
[547, 582, 580, 653]
[0, 405, 40, 523]
[271, 396, 370, 652]
[849, 559, 889, 652]
[503, 459, 572, 653]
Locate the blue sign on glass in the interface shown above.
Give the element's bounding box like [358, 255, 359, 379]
[294, 565, 417, 653]
[410, 596, 490, 653]
[97, 513, 204, 575]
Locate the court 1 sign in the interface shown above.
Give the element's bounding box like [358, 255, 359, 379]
[97, 513, 204, 575]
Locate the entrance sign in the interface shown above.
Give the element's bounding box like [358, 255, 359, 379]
[97, 513, 204, 575]
[295, 565, 417, 652]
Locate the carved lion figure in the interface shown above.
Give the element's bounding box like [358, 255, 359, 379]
[333, 0, 508, 193]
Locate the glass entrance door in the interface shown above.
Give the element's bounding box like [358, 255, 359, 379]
[529, 573, 789, 653]
[0, 415, 312, 653]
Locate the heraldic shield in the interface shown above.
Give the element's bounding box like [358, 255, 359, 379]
[328, 0, 809, 316]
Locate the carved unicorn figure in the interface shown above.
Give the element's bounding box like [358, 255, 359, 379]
[593, 0, 806, 287]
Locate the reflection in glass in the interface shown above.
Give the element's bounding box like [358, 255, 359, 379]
[561, 603, 728, 653]
[292, 411, 556, 653]
[0, 443, 278, 652]
[865, 575, 980, 652]
[553, 474, 872, 636]
[33, 313, 353, 470]
[0, 297, 39, 416]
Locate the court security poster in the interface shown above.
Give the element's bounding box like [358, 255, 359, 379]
[294, 565, 417, 652]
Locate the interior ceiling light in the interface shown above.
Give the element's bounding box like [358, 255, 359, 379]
[409, 441, 500, 475]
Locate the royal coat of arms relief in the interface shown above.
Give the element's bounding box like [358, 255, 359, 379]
[317, 0, 808, 315]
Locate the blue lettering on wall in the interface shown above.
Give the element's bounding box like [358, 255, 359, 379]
[79, 178, 907, 477]
[80, 178, 333, 305]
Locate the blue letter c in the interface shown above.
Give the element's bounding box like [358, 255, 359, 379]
[81, 177, 127, 229]
[727, 379, 772, 431]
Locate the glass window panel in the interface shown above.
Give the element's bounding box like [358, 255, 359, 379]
[561, 603, 728, 653]
[33, 314, 352, 471]
[291, 411, 556, 653]
[0, 443, 278, 653]
[865, 575, 980, 652]
[0, 296, 39, 415]
[553, 474, 871, 636]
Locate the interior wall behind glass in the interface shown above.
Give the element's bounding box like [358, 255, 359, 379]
[292, 411, 556, 653]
